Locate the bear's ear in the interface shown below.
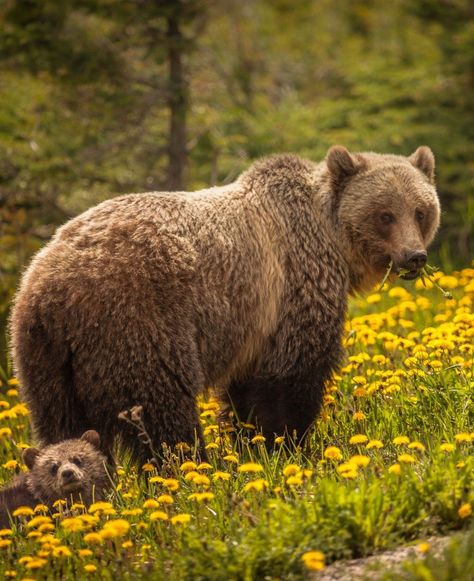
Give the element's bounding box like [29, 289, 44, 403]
[23, 447, 40, 470]
[326, 146, 364, 190]
[81, 430, 101, 449]
[409, 146, 435, 183]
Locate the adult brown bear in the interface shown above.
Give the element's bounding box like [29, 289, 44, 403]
[10, 146, 440, 463]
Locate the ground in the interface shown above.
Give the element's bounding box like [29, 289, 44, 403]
[0, 265, 472, 579]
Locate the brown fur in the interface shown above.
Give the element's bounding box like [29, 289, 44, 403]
[9, 147, 440, 462]
[0, 431, 109, 527]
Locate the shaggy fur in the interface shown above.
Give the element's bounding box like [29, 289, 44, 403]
[0, 431, 109, 527]
[10, 146, 440, 463]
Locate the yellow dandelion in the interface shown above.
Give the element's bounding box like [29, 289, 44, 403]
[274, 436, 285, 445]
[180, 461, 197, 472]
[454, 433, 472, 443]
[170, 514, 192, 525]
[78, 549, 93, 557]
[238, 462, 264, 473]
[100, 519, 130, 539]
[0, 529, 13, 536]
[190, 474, 210, 486]
[157, 494, 174, 504]
[83, 533, 103, 545]
[52, 545, 72, 558]
[324, 446, 343, 460]
[184, 471, 200, 481]
[121, 508, 143, 516]
[349, 434, 368, 445]
[197, 462, 213, 471]
[243, 478, 268, 492]
[408, 441, 426, 451]
[366, 439, 383, 450]
[150, 511, 168, 521]
[286, 475, 303, 486]
[84, 564, 97, 573]
[349, 455, 370, 468]
[301, 550, 325, 571]
[149, 476, 164, 484]
[26, 558, 48, 570]
[12, 506, 34, 517]
[88, 501, 115, 515]
[188, 492, 215, 502]
[2, 460, 19, 470]
[0, 539, 12, 548]
[440, 443, 455, 452]
[417, 542, 431, 553]
[388, 464, 401, 475]
[398, 454, 416, 464]
[143, 499, 160, 509]
[251, 435, 266, 444]
[283, 464, 300, 477]
[458, 503, 472, 519]
[212, 471, 231, 481]
[223, 454, 239, 463]
[352, 411, 366, 421]
[393, 436, 410, 446]
[163, 478, 179, 491]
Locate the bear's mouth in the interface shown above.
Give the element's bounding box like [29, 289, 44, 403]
[399, 269, 421, 281]
[61, 481, 84, 494]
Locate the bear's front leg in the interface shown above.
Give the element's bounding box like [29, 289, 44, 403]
[226, 374, 325, 445]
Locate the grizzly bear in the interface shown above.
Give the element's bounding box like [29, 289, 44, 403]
[10, 146, 440, 463]
[0, 431, 109, 527]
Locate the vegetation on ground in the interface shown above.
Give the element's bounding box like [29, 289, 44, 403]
[0, 266, 472, 579]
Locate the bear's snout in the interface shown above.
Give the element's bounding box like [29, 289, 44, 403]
[394, 249, 427, 279]
[59, 464, 82, 488]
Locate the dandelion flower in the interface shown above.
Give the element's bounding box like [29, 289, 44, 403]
[150, 511, 168, 521]
[157, 494, 174, 504]
[84, 564, 97, 573]
[283, 464, 300, 477]
[352, 412, 366, 421]
[251, 435, 266, 444]
[398, 454, 416, 464]
[238, 462, 264, 473]
[223, 454, 239, 463]
[349, 434, 368, 445]
[393, 436, 410, 446]
[243, 479, 268, 492]
[349, 455, 370, 468]
[366, 440, 383, 449]
[454, 433, 472, 443]
[170, 514, 191, 525]
[12, 506, 34, 517]
[143, 499, 160, 509]
[212, 471, 231, 481]
[324, 446, 343, 460]
[408, 441, 426, 451]
[388, 464, 401, 475]
[188, 492, 214, 502]
[439, 443, 455, 452]
[458, 503, 472, 519]
[417, 542, 430, 553]
[163, 478, 179, 491]
[83, 533, 103, 545]
[180, 461, 197, 472]
[301, 550, 325, 571]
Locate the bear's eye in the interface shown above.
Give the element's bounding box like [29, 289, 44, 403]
[50, 464, 59, 475]
[415, 209, 424, 222]
[380, 212, 395, 225]
[71, 456, 82, 467]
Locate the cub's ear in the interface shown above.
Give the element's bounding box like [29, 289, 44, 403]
[23, 447, 40, 470]
[81, 430, 101, 449]
[409, 146, 435, 183]
[326, 146, 364, 190]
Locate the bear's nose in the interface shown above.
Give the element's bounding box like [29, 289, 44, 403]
[61, 469, 77, 482]
[405, 250, 427, 270]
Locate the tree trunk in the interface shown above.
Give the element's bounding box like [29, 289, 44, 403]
[167, 12, 187, 191]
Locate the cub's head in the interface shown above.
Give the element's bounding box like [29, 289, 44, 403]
[24, 431, 109, 505]
[326, 145, 440, 293]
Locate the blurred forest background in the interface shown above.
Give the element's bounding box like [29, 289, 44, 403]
[0, 0, 473, 368]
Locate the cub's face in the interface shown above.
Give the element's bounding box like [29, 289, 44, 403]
[326, 146, 440, 292]
[24, 431, 108, 505]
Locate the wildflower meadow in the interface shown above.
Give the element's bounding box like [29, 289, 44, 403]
[0, 267, 473, 580]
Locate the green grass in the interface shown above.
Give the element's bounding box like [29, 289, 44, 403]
[0, 266, 473, 579]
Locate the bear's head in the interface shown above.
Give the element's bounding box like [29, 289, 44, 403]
[23, 431, 109, 505]
[326, 145, 440, 293]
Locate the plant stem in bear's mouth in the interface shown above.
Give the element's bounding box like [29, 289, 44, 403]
[420, 264, 453, 299]
[378, 260, 393, 290]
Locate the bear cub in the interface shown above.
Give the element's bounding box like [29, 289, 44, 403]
[0, 430, 109, 527]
